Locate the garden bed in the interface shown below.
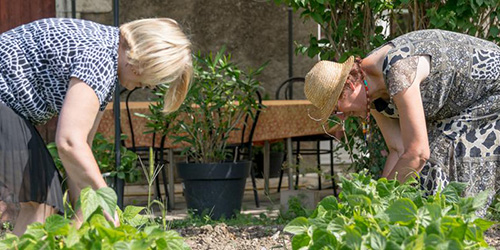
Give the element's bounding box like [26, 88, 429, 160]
[177, 223, 291, 249]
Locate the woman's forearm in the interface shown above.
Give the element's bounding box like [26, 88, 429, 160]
[382, 151, 400, 178]
[386, 151, 427, 183]
[57, 139, 107, 190]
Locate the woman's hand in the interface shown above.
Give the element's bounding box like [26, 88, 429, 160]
[103, 210, 120, 227]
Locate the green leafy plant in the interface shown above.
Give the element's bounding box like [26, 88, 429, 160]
[284, 171, 496, 249]
[0, 186, 188, 249]
[48, 133, 141, 183]
[142, 47, 266, 163]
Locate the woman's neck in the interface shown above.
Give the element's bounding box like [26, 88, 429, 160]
[360, 45, 392, 101]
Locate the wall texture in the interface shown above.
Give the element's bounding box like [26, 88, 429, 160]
[81, 0, 317, 100]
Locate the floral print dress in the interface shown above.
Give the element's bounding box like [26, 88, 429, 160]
[372, 29, 500, 214]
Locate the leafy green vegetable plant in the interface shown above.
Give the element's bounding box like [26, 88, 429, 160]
[284, 171, 496, 249]
[48, 133, 141, 183]
[0, 186, 188, 249]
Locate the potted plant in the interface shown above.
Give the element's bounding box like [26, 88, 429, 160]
[252, 140, 285, 178]
[47, 133, 140, 208]
[144, 47, 265, 219]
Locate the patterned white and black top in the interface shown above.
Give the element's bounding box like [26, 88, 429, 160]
[0, 18, 120, 125]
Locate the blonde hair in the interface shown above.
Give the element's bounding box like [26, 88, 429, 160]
[120, 18, 192, 112]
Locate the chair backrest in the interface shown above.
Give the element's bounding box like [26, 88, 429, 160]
[236, 90, 263, 161]
[122, 87, 165, 153]
[123, 87, 141, 152]
[275, 77, 305, 100]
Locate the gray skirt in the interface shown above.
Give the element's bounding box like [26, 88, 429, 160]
[0, 102, 64, 223]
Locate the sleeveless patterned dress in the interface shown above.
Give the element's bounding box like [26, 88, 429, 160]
[373, 29, 500, 214]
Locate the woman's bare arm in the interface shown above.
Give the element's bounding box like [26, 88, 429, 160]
[56, 77, 107, 191]
[386, 56, 431, 183]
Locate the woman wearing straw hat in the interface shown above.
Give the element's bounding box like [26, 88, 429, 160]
[305, 29, 500, 212]
[0, 18, 192, 235]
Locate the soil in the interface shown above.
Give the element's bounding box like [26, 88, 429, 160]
[176, 224, 292, 250]
[177, 223, 500, 250]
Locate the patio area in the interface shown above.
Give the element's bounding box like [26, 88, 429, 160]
[123, 167, 348, 220]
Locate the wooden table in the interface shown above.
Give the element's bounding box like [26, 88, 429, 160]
[97, 100, 337, 208]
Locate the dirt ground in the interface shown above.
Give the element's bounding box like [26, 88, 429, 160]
[177, 223, 500, 250]
[176, 224, 292, 250]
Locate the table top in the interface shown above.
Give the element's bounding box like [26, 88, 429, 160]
[97, 100, 339, 148]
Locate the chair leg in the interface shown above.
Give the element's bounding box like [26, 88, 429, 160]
[154, 153, 163, 202]
[250, 166, 260, 208]
[277, 168, 284, 193]
[330, 140, 338, 197]
[160, 161, 171, 212]
[316, 140, 322, 190]
[295, 141, 300, 190]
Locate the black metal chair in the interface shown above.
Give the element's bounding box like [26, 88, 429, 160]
[275, 77, 338, 196]
[121, 87, 171, 210]
[228, 90, 263, 208]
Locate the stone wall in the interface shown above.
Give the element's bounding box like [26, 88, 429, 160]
[58, 0, 317, 100]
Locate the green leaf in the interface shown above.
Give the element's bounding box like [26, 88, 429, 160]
[425, 203, 442, 221]
[0, 234, 18, 249]
[385, 198, 417, 225]
[490, 26, 500, 37]
[163, 230, 190, 249]
[318, 195, 339, 211]
[23, 222, 45, 239]
[344, 226, 362, 249]
[65, 226, 81, 248]
[310, 228, 337, 249]
[472, 190, 490, 210]
[122, 206, 145, 220]
[436, 239, 463, 250]
[385, 241, 403, 250]
[369, 230, 386, 249]
[96, 225, 127, 244]
[346, 194, 371, 208]
[284, 217, 310, 235]
[292, 234, 311, 249]
[404, 233, 424, 249]
[80, 187, 100, 222]
[441, 182, 467, 203]
[442, 217, 467, 241]
[473, 218, 495, 231]
[387, 225, 410, 244]
[44, 214, 71, 234]
[424, 234, 444, 248]
[96, 187, 118, 220]
[426, 221, 443, 237]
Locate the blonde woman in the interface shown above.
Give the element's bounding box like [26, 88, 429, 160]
[305, 29, 500, 214]
[0, 18, 192, 235]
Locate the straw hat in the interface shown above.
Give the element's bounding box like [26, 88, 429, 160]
[304, 56, 354, 123]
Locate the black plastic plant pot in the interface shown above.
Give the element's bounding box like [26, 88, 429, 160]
[176, 161, 251, 220]
[254, 152, 285, 178]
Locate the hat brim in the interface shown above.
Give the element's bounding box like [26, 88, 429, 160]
[308, 56, 354, 124]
